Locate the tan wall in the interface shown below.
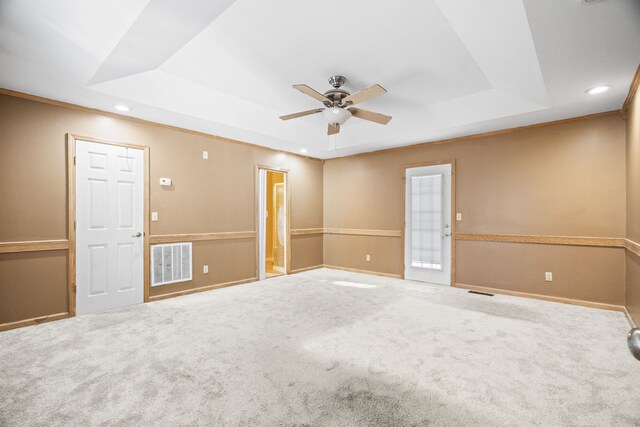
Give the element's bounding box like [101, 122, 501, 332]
[0, 94, 323, 324]
[148, 239, 256, 298]
[0, 90, 632, 327]
[457, 242, 624, 305]
[626, 76, 640, 324]
[323, 113, 627, 305]
[0, 251, 68, 324]
[291, 235, 323, 272]
[324, 234, 403, 277]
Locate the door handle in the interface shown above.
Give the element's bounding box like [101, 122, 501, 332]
[132, 232, 142, 238]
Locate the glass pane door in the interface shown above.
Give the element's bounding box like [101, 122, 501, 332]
[410, 174, 443, 270]
[404, 163, 452, 286]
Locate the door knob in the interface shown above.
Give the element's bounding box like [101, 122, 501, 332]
[132, 232, 142, 238]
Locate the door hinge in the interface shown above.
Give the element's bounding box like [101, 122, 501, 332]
[73, 156, 76, 165]
[74, 220, 76, 230]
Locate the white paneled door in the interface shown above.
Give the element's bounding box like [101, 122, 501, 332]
[404, 164, 452, 285]
[75, 140, 144, 314]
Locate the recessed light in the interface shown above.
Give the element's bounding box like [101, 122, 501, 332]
[300, 148, 308, 154]
[585, 85, 610, 95]
[114, 104, 131, 112]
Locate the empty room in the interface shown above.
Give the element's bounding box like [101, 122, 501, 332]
[1, 0, 640, 425]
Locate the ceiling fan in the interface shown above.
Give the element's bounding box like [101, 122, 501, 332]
[279, 75, 392, 135]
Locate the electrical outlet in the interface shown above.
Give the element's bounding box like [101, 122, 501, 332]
[545, 272, 553, 282]
[203, 150, 208, 160]
[151, 212, 158, 221]
[456, 213, 462, 221]
[366, 254, 371, 262]
[203, 265, 209, 274]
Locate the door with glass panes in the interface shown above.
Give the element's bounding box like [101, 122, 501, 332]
[404, 164, 452, 285]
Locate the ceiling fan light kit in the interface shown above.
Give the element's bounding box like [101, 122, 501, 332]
[280, 75, 392, 135]
[323, 107, 352, 125]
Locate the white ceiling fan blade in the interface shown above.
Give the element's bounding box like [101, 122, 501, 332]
[348, 107, 392, 125]
[279, 108, 324, 120]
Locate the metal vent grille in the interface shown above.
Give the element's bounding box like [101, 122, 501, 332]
[151, 242, 192, 286]
[468, 290, 494, 297]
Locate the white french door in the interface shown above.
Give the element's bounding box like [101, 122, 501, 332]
[404, 163, 452, 285]
[75, 140, 144, 314]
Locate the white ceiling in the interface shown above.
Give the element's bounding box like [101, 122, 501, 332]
[1, 0, 638, 159]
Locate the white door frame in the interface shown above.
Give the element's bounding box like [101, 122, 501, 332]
[402, 160, 456, 286]
[256, 165, 290, 280]
[67, 134, 150, 316]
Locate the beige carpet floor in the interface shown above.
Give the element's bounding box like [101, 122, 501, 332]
[1, 268, 638, 426]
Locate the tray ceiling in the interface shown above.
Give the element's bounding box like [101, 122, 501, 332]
[0, 0, 638, 158]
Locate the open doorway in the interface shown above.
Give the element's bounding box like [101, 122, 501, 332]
[258, 168, 289, 280]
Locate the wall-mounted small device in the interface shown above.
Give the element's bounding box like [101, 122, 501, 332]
[159, 177, 172, 186]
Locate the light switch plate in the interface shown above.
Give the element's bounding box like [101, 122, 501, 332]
[203, 265, 209, 274]
[203, 150, 208, 160]
[159, 177, 172, 186]
[456, 213, 462, 221]
[545, 272, 553, 282]
[366, 254, 371, 262]
[151, 212, 158, 222]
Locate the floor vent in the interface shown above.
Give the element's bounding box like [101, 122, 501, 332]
[468, 290, 494, 297]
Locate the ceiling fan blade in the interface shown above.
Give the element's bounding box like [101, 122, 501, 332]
[293, 84, 332, 106]
[279, 108, 324, 121]
[348, 107, 392, 125]
[342, 84, 387, 106]
[328, 123, 340, 135]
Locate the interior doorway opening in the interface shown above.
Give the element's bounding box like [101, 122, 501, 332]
[258, 168, 288, 280]
[266, 170, 286, 277]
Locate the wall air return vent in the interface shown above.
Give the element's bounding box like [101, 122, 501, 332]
[151, 242, 192, 286]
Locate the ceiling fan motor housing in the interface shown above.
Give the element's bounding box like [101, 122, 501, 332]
[323, 88, 350, 106]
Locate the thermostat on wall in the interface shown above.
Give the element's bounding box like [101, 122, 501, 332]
[159, 177, 172, 186]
